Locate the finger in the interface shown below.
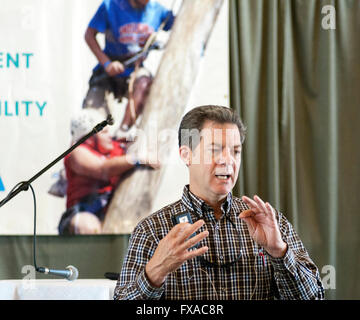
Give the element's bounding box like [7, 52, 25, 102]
[181, 230, 209, 251]
[265, 202, 276, 219]
[239, 209, 256, 219]
[238, 210, 257, 232]
[115, 63, 124, 73]
[239, 216, 256, 235]
[115, 67, 123, 74]
[170, 219, 204, 242]
[242, 196, 261, 212]
[184, 245, 209, 261]
[178, 219, 205, 243]
[253, 195, 269, 214]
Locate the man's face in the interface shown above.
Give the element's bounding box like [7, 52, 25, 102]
[96, 127, 113, 153]
[184, 120, 242, 202]
[130, 0, 149, 9]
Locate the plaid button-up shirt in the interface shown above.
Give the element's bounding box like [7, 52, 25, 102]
[114, 185, 324, 300]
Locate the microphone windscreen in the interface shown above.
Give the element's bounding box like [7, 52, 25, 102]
[66, 265, 79, 281]
[106, 114, 114, 126]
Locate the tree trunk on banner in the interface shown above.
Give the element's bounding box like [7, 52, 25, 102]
[102, 0, 224, 234]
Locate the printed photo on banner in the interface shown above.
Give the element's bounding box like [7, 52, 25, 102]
[0, 0, 229, 235]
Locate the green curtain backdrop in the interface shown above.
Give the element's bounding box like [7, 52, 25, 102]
[230, 0, 360, 299]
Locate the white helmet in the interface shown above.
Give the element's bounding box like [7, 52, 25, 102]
[70, 109, 106, 142]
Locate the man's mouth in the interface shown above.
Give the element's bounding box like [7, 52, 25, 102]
[215, 174, 232, 180]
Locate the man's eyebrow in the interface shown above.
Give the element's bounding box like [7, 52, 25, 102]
[206, 143, 242, 149]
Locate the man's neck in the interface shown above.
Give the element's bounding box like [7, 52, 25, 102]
[188, 185, 227, 220]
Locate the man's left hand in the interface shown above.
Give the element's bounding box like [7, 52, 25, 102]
[239, 195, 287, 258]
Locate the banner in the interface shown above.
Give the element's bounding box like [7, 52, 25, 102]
[0, 0, 229, 234]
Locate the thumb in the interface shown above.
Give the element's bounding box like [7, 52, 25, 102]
[239, 209, 255, 219]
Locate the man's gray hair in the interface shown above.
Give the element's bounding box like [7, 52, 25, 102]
[178, 105, 246, 150]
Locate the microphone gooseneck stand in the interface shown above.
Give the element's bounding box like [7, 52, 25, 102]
[0, 114, 114, 280]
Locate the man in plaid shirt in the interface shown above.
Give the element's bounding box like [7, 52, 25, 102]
[114, 105, 324, 300]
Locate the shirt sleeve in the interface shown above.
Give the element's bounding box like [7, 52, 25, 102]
[266, 211, 325, 300]
[161, 10, 175, 31]
[88, 1, 108, 33]
[113, 223, 165, 300]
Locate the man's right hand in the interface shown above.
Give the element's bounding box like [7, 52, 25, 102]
[105, 61, 125, 76]
[145, 219, 209, 288]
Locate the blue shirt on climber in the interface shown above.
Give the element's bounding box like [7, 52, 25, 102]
[89, 0, 175, 77]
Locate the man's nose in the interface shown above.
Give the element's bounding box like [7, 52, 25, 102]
[216, 148, 233, 165]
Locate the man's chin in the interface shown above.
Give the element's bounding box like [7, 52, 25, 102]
[211, 183, 233, 197]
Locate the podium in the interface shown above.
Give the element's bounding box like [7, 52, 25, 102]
[0, 279, 116, 300]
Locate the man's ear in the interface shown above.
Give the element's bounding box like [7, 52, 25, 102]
[179, 145, 191, 167]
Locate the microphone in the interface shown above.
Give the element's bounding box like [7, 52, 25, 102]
[37, 265, 79, 281]
[106, 114, 114, 126]
[92, 114, 114, 134]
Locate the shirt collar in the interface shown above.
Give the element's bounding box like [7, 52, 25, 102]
[181, 185, 233, 218]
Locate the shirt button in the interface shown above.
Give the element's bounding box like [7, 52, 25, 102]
[219, 255, 224, 260]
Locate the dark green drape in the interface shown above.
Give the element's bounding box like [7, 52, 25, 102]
[230, 0, 360, 299]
